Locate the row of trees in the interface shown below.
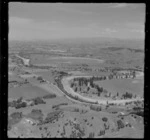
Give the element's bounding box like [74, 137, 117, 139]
[9, 92, 57, 109]
[8, 96, 46, 109]
[90, 105, 102, 111]
[71, 77, 138, 100]
[43, 110, 62, 124]
[73, 76, 107, 84]
[55, 76, 97, 105]
[8, 97, 27, 109]
[42, 94, 56, 99]
[121, 92, 133, 99]
[71, 77, 107, 97]
[52, 103, 68, 109]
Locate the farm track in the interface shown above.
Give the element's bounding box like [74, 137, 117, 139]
[15, 55, 30, 66]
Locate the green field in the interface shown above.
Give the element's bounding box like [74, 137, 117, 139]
[30, 55, 104, 66]
[95, 78, 144, 96]
[34, 71, 55, 83]
[8, 84, 51, 99]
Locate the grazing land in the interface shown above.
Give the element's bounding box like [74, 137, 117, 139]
[8, 38, 144, 138]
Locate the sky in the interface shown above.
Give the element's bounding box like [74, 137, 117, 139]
[9, 3, 145, 40]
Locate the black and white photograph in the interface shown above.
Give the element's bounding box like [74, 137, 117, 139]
[8, 3, 145, 138]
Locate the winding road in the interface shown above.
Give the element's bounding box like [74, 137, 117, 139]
[16, 54, 144, 106]
[61, 75, 144, 105]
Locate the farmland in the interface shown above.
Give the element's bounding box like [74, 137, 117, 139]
[8, 38, 144, 138]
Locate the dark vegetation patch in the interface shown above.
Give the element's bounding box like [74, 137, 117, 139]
[26, 109, 44, 122]
[8, 112, 23, 130]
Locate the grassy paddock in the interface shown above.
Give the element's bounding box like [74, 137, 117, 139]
[94, 78, 143, 96]
[8, 84, 52, 99]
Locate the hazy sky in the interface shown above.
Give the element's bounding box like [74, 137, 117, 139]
[9, 3, 145, 40]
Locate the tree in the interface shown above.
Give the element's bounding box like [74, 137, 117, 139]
[103, 76, 106, 80]
[108, 74, 113, 80]
[74, 87, 77, 92]
[20, 102, 27, 107]
[98, 130, 105, 136]
[33, 97, 46, 105]
[87, 86, 90, 91]
[97, 92, 101, 97]
[132, 71, 136, 78]
[89, 132, 94, 138]
[31, 109, 42, 114]
[117, 120, 124, 129]
[90, 105, 101, 111]
[123, 92, 133, 99]
[16, 97, 23, 104]
[70, 82, 74, 88]
[24, 79, 28, 83]
[37, 76, 43, 81]
[90, 80, 94, 88]
[15, 102, 27, 109]
[117, 92, 119, 97]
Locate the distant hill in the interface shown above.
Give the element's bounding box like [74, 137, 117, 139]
[101, 47, 144, 53]
[9, 37, 144, 50]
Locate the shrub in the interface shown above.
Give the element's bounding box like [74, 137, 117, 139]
[15, 102, 27, 109]
[37, 76, 43, 81]
[33, 97, 46, 105]
[31, 109, 42, 114]
[102, 117, 108, 122]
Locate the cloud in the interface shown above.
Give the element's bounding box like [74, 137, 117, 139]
[111, 3, 128, 8]
[9, 16, 144, 40]
[125, 22, 145, 29]
[58, 6, 94, 15]
[130, 29, 144, 34]
[9, 16, 107, 40]
[110, 3, 142, 9]
[9, 17, 33, 25]
[105, 28, 117, 33]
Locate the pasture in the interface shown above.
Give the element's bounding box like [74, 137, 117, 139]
[30, 55, 104, 66]
[9, 75, 24, 82]
[95, 78, 144, 97]
[8, 84, 52, 99]
[34, 71, 55, 83]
